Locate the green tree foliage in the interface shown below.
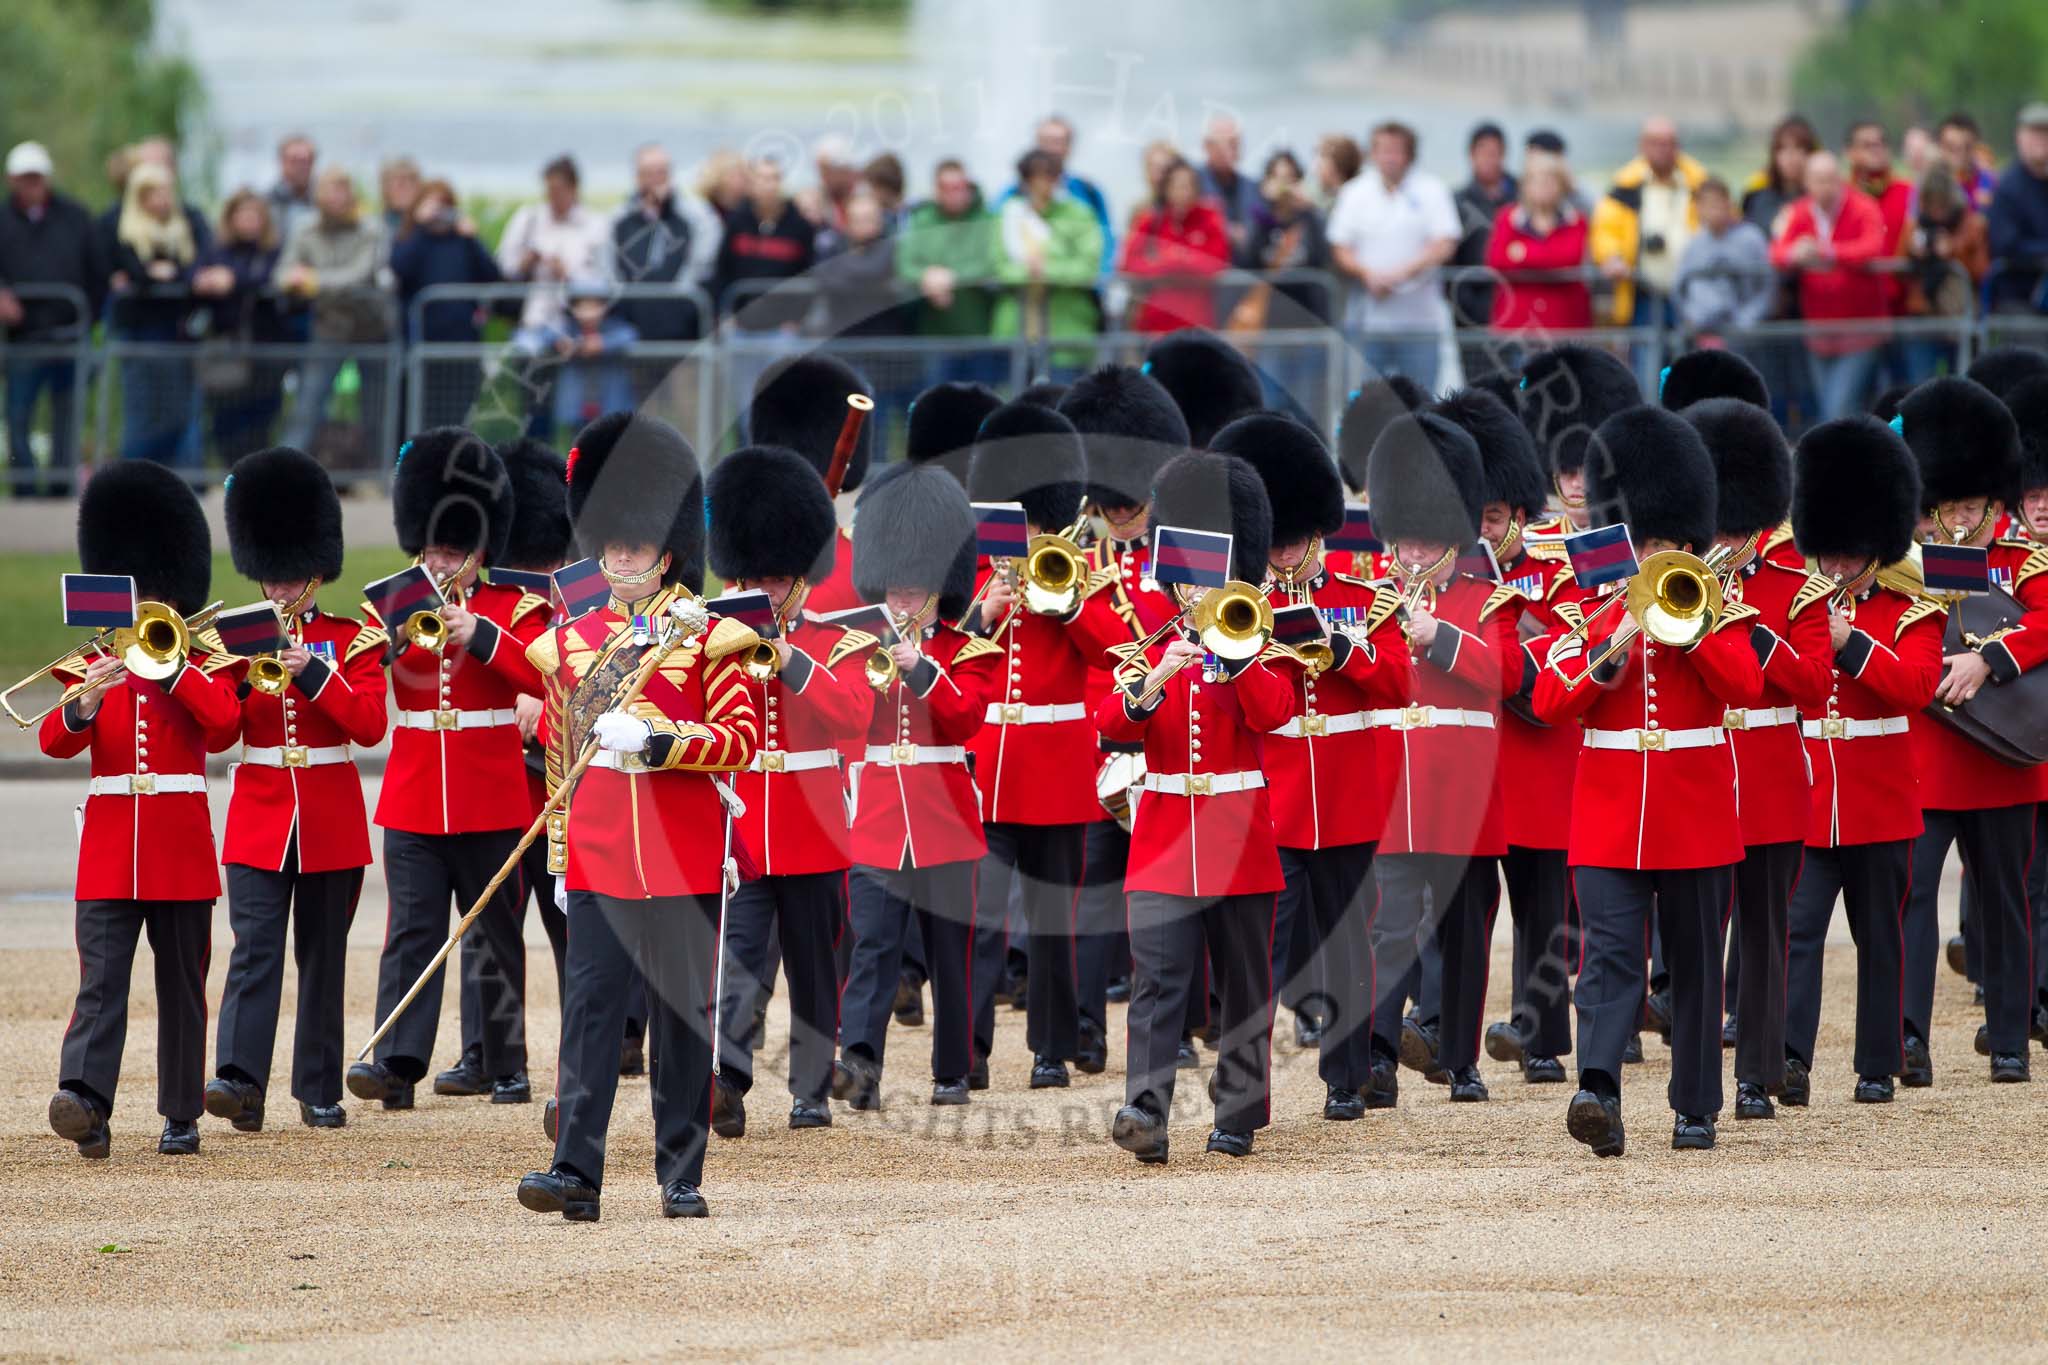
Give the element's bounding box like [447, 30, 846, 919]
[1793, 0, 2048, 145]
[0, 0, 205, 209]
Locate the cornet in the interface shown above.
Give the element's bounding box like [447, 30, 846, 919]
[405, 553, 475, 653]
[249, 581, 318, 696]
[2, 600, 224, 728]
[1390, 545, 1456, 641]
[742, 580, 805, 683]
[865, 603, 923, 694]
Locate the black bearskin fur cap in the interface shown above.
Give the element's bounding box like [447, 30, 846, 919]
[225, 446, 342, 585]
[1431, 388, 1548, 518]
[495, 437, 572, 570]
[966, 401, 1088, 532]
[1792, 417, 1920, 565]
[906, 381, 1004, 487]
[1897, 376, 2023, 510]
[1016, 380, 1069, 410]
[392, 427, 514, 564]
[1365, 412, 1486, 547]
[1142, 329, 1266, 449]
[1868, 384, 1913, 423]
[1516, 343, 1643, 480]
[567, 412, 704, 586]
[1680, 397, 1791, 538]
[853, 462, 976, 618]
[78, 461, 212, 616]
[1585, 406, 1717, 552]
[1965, 346, 2048, 402]
[1057, 364, 1190, 510]
[1661, 348, 1768, 412]
[708, 445, 838, 585]
[2002, 374, 2048, 495]
[748, 353, 874, 493]
[1149, 451, 1273, 585]
[1335, 374, 1427, 495]
[1210, 412, 1342, 546]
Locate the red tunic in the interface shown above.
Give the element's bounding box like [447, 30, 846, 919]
[1806, 587, 1944, 847]
[1096, 650, 1295, 897]
[372, 581, 549, 836]
[39, 661, 241, 901]
[1723, 559, 1834, 847]
[1910, 540, 2048, 810]
[966, 568, 1101, 826]
[849, 623, 1002, 869]
[1259, 571, 1412, 850]
[1074, 534, 1180, 734]
[1499, 548, 1580, 851]
[732, 617, 875, 876]
[221, 609, 390, 874]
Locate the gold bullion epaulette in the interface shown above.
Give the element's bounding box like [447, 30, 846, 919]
[1479, 583, 1525, 622]
[703, 615, 759, 661]
[1547, 564, 1577, 599]
[1363, 585, 1402, 636]
[1713, 601, 1760, 632]
[1523, 536, 1568, 563]
[524, 628, 561, 675]
[952, 636, 1004, 665]
[1761, 521, 1796, 561]
[2006, 541, 2048, 588]
[1897, 598, 1946, 640]
[510, 591, 551, 625]
[1554, 599, 1587, 630]
[345, 625, 389, 663]
[1788, 572, 1836, 619]
[826, 630, 879, 668]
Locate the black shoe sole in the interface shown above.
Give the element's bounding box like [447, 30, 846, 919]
[1945, 937, 1967, 976]
[1522, 1064, 1568, 1085]
[1029, 1071, 1070, 1089]
[1205, 1139, 1252, 1158]
[1483, 1025, 1524, 1064]
[663, 1197, 709, 1219]
[346, 1066, 399, 1102]
[966, 1071, 990, 1092]
[711, 1093, 746, 1139]
[491, 1089, 532, 1105]
[518, 1179, 599, 1222]
[49, 1092, 109, 1158]
[202, 1082, 250, 1121]
[432, 1075, 488, 1097]
[1111, 1111, 1167, 1163]
[230, 1113, 263, 1133]
[1449, 1086, 1488, 1103]
[1324, 1102, 1365, 1121]
[1362, 1090, 1398, 1110]
[1397, 1026, 1438, 1076]
[159, 1139, 200, 1156]
[930, 1090, 969, 1107]
[542, 1100, 558, 1143]
[1073, 1053, 1107, 1076]
[1566, 1093, 1624, 1157]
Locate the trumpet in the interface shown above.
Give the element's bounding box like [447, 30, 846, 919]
[2, 600, 223, 728]
[404, 553, 474, 653]
[742, 580, 806, 683]
[1548, 546, 1731, 689]
[1121, 581, 1274, 710]
[865, 606, 920, 693]
[1389, 545, 1456, 641]
[249, 582, 318, 696]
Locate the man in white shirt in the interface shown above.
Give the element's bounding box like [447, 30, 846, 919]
[497, 155, 612, 346]
[1327, 121, 1460, 392]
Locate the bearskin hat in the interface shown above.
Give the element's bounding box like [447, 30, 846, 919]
[1207, 412, 1339, 548]
[1056, 364, 1189, 510]
[1365, 412, 1486, 547]
[1584, 407, 1717, 552]
[224, 446, 342, 585]
[1868, 384, 1913, 423]
[1335, 374, 1427, 494]
[1016, 380, 1069, 410]
[1431, 388, 1548, 518]
[707, 445, 838, 585]
[1141, 329, 1265, 449]
[1792, 417, 1920, 566]
[1661, 348, 1768, 412]
[1149, 451, 1273, 585]
[748, 352, 874, 493]
[906, 381, 1004, 486]
[77, 461, 212, 616]
[567, 412, 704, 586]
[852, 462, 976, 619]
[1897, 376, 2023, 510]
[1468, 367, 1521, 412]
[1516, 343, 1642, 481]
[1679, 397, 1791, 539]
[966, 401, 1088, 532]
[495, 437, 571, 570]
[392, 427, 514, 564]
[2002, 374, 2048, 495]
[1965, 346, 2048, 401]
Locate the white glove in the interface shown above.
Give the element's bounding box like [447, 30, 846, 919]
[594, 711, 653, 753]
[552, 875, 568, 914]
[669, 595, 710, 639]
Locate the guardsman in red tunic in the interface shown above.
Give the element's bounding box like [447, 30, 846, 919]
[1331, 374, 1426, 579]
[204, 448, 388, 1135]
[1896, 379, 2048, 1083]
[704, 446, 874, 1138]
[1678, 399, 1836, 1117]
[2009, 378, 2048, 1034]
[1515, 343, 1645, 558]
[748, 352, 875, 615]
[42, 463, 241, 1160]
[1223, 414, 1413, 1120]
[1782, 417, 1945, 1104]
[1102, 452, 1296, 1165]
[1535, 406, 1767, 1157]
[831, 464, 1003, 1109]
[1362, 413, 1522, 1106]
[345, 429, 550, 1112]
[517, 413, 761, 1223]
[962, 401, 1101, 1088]
[1433, 388, 1580, 1086]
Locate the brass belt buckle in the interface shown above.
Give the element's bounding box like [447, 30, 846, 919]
[1721, 709, 1747, 731]
[129, 773, 156, 795]
[1637, 729, 1667, 752]
[762, 751, 786, 772]
[1402, 704, 1428, 729]
[1002, 703, 1024, 724]
[1302, 713, 1328, 737]
[621, 752, 647, 773]
[891, 743, 916, 764]
[1821, 716, 1846, 740]
[433, 709, 459, 730]
[282, 746, 310, 768]
[1187, 773, 1213, 796]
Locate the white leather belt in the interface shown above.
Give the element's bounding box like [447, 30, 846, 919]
[1140, 770, 1265, 797]
[1369, 706, 1496, 731]
[87, 773, 206, 796]
[1802, 715, 1910, 741]
[750, 747, 839, 774]
[985, 701, 1087, 725]
[1583, 726, 1726, 752]
[1723, 706, 1799, 731]
[1272, 710, 1373, 739]
[864, 743, 967, 766]
[397, 707, 519, 731]
[589, 748, 657, 773]
[241, 744, 351, 768]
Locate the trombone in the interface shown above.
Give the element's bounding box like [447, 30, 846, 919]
[961, 507, 1092, 635]
[1118, 581, 1274, 709]
[2, 600, 224, 728]
[248, 581, 318, 696]
[1548, 546, 1732, 688]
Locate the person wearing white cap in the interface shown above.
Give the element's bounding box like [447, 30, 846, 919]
[0, 141, 109, 494]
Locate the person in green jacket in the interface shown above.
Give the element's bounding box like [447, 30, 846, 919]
[993, 149, 1103, 374]
[897, 158, 997, 338]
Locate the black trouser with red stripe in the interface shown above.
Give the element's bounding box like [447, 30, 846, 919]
[1904, 805, 2037, 1055]
[1371, 852, 1499, 1072]
[1786, 840, 1910, 1078]
[61, 898, 211, 1121]
[1125, 890, 1275, 1133]
[1076, 818, 1131, 1037]
[843, 861, 977, 1083]
[717, 871, 842, 1103]
[975, 821, 1086, 1065]
[1278, 843, 1378, 1090]
[217, 843, 363, 1107]
[1501, 844, 1574, 1060]
[1729, 840, 1802, 1091]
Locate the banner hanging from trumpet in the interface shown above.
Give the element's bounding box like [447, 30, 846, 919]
[60, 574, 138, 631]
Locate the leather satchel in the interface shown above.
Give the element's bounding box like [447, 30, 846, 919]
[1924, 586, 2048, 766]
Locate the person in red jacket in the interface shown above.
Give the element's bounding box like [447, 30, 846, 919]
[704, 446, 874, 1138]
[1432, 388, 1579, 1086]
[1897, 378, 2048, 1083]
[1484, 153, 1592, 335]
[43, 462, 241, 1160]
[518, 412, 762, 1223]
[1222, 414, 1412, 1119]
[746, 353, 876, 616]
[1120, 158, 1232, 334]
[1364, 412, 1522, 1105]
[1679, 399, 1835, 1116]
[1768, 151, 1891, 420]
[1782, 416, 1944, 1106]
[1103, 452, 1295, 1164]
[204, 448, 389, 1135]
[1534, 406, 1767, 1157]
[346, 429, 550, 1112]
[832, 463, 1002, 1109]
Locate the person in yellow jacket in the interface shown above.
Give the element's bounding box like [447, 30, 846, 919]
[1590, 118, 1711, 326]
